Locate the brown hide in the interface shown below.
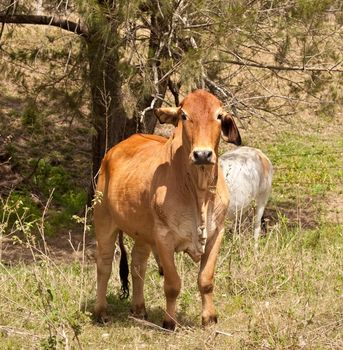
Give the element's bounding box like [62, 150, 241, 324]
[93, 90, 241, 329]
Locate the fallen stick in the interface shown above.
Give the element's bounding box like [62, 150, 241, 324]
[128, 316, 174, 333]
[215, 329, 234, 337]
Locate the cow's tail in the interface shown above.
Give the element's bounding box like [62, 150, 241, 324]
[118, 230, 130, 299]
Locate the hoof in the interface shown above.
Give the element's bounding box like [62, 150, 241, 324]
[202, 314, 218, 326]
[162, 319, 176, 331]
[130, 304, 148, 320]
[94, 308, 111, 324]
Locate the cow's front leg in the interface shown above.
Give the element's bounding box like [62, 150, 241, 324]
[131, 240, 151, 319]
[198, 228, 224, 326]
[156, 233, 181, 330]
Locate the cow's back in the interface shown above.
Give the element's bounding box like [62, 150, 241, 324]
[95, 134, 168, 240]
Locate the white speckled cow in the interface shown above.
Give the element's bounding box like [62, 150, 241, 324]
[220, 146, 273, 245]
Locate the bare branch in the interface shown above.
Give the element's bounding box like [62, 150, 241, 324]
[0, 0, 17, 44]
[167, 78, 180, 106]
[202, 75, 239, 114]
[156, 59, 184, 85]
[139, 93, 165, 131]
[0, 14, 88, 38]
[205, 58, 343, 73]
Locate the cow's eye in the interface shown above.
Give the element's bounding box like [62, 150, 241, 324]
[217, 113, 223, 120]
[181, 112, 187, 121]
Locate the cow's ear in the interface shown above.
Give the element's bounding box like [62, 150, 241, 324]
[221, 114, 242, 145]
[154, 107, 180, 126]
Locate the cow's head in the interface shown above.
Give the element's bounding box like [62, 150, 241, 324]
[154, 90, 241, 165]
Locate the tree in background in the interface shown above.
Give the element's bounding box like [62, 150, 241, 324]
[0, 0, 342, 195]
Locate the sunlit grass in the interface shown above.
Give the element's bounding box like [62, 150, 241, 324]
[1, 135, 342, 348]
[267, 132, 343, 199]
[1, 204, 342, 349]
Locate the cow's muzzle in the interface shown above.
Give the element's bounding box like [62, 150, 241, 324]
[191, 149, 215, 165]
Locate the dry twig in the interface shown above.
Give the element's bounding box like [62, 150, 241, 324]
[128, 316, 174, 333]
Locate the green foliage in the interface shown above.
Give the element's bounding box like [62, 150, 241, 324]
[0, 187, 87, 238]
[34, 159, 70, 196]
[21, 102, 42, 130]
[0, 158, 87, 236]
[33, 159, 87, 211]
[60, 190, 88, 213]
[44, 190, 87, 234]
[293, 0, 334, 22]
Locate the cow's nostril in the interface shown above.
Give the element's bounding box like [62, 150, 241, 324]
[193, 151, 200, 160]
[205, 150, 212, 161]
[193, 150, 213, 164]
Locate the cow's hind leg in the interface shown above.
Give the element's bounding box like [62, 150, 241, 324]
[94, 216, 118, 322]
[130, 240, 151, 319]
[198, 228, 224, 326]
[253, 196, 268, 250]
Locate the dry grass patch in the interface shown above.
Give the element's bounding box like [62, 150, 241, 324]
[1, 216, 342, 349]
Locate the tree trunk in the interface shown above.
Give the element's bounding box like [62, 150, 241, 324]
[134, 0, 173, 133]
[87, 32, 137, 186]
[88, 0, 173, 191]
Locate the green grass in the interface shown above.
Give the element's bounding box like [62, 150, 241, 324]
[1, 134, 342, 349]
[267, 132, 343, 199]
[1, 221, 342, 349]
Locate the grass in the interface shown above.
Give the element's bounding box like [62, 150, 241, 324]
[1, 128, 343, 349]
[1, 220, 342, 349]
[267, 132, 343, 198]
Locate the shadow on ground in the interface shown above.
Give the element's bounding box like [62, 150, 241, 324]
[84, 292, 197, 332]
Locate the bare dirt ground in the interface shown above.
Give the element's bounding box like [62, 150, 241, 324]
[0, 228, 96, 265]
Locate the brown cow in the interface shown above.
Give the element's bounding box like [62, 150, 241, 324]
[93, 89, 241, 330]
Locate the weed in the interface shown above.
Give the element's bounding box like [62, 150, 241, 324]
[0, 199, 92, 349]
[21, 102, 42, 131]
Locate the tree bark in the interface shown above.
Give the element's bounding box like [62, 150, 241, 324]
[133, 1, 171, 133]
[0, 14, 88, 37]
[87, 29, 136, 185]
